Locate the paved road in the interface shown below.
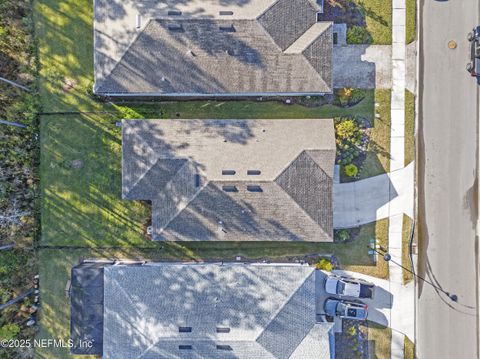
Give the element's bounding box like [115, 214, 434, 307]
[418, 0, 479, 358]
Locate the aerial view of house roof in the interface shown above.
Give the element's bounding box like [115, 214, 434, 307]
[122, 119, 336, 241]
[70, 262, 334, 358]
[93, 0, 333, 96]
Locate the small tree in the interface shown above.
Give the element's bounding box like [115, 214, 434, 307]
[335, 229, 350, 242]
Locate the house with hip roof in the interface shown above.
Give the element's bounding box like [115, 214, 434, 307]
[121, 118, 336, 242]
[93, 0, 333, 97]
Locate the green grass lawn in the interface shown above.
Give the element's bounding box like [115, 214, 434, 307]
[358, 89, 391, 179]
[406, 0, 417, 44]
[368, 322, 392, 359]
[352, 0, 392, 45]
[33, 0, 106, 113]
[40, 113, 151, 247]
[402, 214, 414, 284]
[404, 336, 415, 359]
[405, 90, 415, 166]
[114, 93, 376, 120]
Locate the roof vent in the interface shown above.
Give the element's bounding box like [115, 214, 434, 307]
[216, 327, 231, 333]
[187, 49, 196, 57]
[136, 14, 141, 29]
[168, 10, 182, 16]
[247, 185, 263, 193]
[179, 327, 192, 333]
[226, 49, 236, 56]
[222, 185, 238, 193]
[222, 170, 236, 175]
[219, 11, 234, 16]
[217, 345, 233, 351]
[219, 25, 235, 32]
[194, 174, 201, 187]
[179, 345, 192, 350]
[168, 24, 183, 31]
[247, 170, 261, 176]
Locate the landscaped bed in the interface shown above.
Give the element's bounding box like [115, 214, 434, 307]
[405, 90, 415, 166]
[336, 89, 391, 182]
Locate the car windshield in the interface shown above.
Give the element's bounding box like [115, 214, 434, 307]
[337, 281, 346, 294]
[347, 308, 358, 317]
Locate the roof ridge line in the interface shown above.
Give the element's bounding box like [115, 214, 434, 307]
[304, 149, 332, 177]
[273, 180, 332, 240]
[274, 151, 333, 239]
[106, 275, 155, 357]
[255, 0, 280, 20]
[255, 270, 316, 354]
[98, 18, 153, 92]
[284, 21, 332, 54]
[300, 24, 333, 92]
[125, 155, 186, 199]
[154, 165, 207, 235]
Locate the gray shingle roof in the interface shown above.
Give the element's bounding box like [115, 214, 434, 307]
[102, 263, 333, 359]
[122, 119, 335, 242]
[258, 0, 318, 50]
[70, 263, 105, 355]
[94, 0, 332, 95]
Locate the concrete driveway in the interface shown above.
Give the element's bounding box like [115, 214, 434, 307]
[333, 163, 414, 228]
[317, 270, 392, 328]
[333, 45, 392, 89]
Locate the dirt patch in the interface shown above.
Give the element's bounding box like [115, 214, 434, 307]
[62, 77, 76, 92]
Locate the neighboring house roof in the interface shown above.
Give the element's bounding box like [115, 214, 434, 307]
[122, 119, 335, 242]
[70, 263, 105, 355]
[93, 0, 333, 96]
[100, 263, 334, 359]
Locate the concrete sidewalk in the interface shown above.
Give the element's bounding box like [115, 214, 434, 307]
[333, 163, 414, 228]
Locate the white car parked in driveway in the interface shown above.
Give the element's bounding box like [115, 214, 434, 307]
[324, 275, 375, 299]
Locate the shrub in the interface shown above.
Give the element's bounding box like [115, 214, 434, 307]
[344, 164, 358, 177]
[315, 258, 334, 271]
[334, 117, 365, 166]
[347, 325, 357, 337]
[336, 119, 358, 140]
[335, 229, 350, 242]
[347, 25, 373, 44]
[336, 88, 366, 107]
[0, 323, 20, 341]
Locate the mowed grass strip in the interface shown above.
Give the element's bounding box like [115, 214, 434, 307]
[406, 0, 417, 44]
[359, 89, 391, 179]
[114, 92, 376, 120]
[405, 90, 415, 166]
[402, 214, 414, 284]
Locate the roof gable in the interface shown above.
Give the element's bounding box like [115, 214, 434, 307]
[257, 0, 319, 50]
